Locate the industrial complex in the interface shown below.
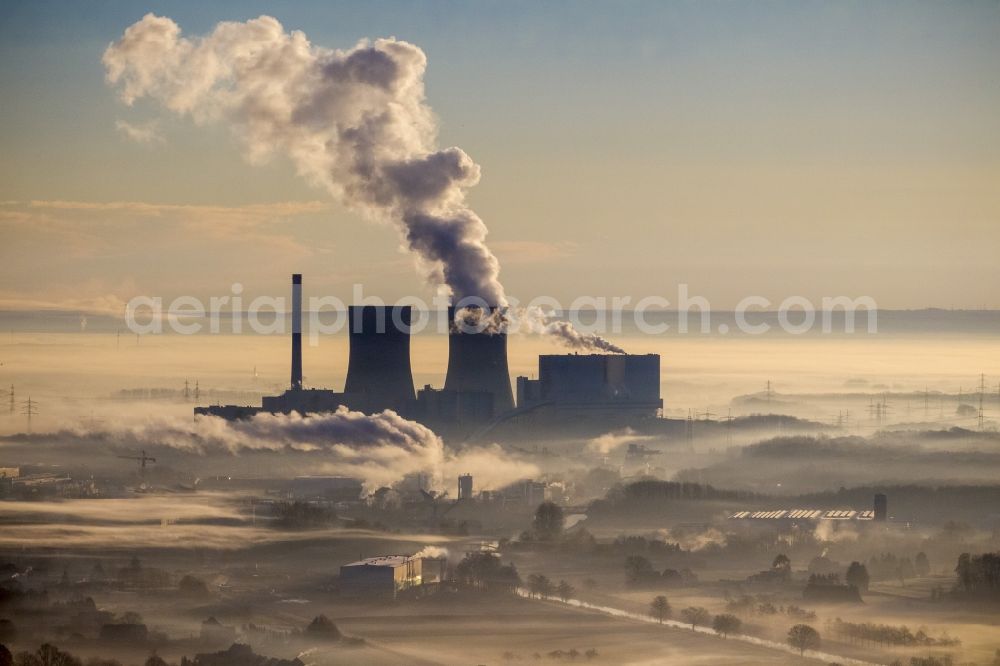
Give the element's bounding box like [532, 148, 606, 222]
[195, 274, 662, 434]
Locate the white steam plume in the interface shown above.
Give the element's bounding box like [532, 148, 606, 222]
[103, 14, 499, 305]
[587, 427, 653, 455]
[103, 14, 625, 353]
[46, 407, 537, 492]
[527, 315, 626, 354]
[813, 520, 859, 543]
[413, 545, 449, 560]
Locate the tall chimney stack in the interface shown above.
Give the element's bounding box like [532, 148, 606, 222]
[444, 306, 515, 414]
[290, 274, 303, 391]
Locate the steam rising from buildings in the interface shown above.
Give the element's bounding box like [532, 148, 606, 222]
[542, 320, 626, 354]
[587, 427, 653, 455]
[413, 545, 450, 560]
[516, 307, 626, 354]
[103, 14, 623, 353]
[813, 520, 860, 543]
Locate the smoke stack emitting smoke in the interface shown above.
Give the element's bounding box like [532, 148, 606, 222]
[103, 14, 623, 354]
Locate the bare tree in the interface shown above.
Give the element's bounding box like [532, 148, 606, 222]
[787, 624, 821, 655]
[680, 606, 710, 630]
[712, 613, 741, 638]
[649, 596, 671, 623]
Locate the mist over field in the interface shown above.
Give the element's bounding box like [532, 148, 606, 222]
[1, 319, 998, 664]
[3, 2, 1000, 664]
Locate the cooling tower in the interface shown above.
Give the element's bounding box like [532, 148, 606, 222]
[344, 305, 416, 410]
[444, 306, 515, 414]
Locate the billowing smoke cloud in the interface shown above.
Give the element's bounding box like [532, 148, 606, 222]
[103, 14, 624, 353]
[103, 14, 499, 305]
[46, 407, 536, 491]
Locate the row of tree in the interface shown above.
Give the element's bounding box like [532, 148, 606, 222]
[454, 551, 521, 593]
[724, 595, 815, 620]
[830, 618, 959, 648]
[646, 598, 821, 655]
[525, 575, 575, 602]
[624, 555, 697, 588]
[647, 597, 741, 636]
[954, 551, 1000, 597]
[803, 574, 862, 603]
[501, 648, 599, 661]
[865, 552, 930, 585]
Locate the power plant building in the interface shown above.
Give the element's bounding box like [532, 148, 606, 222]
[458, 473, 473, 500]
[417, 385, 494, 425]
[515, 353, 662, 419]
[196, 275, 663, 434]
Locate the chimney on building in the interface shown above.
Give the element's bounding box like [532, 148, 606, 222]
[290, 274, 303, 391]
[873, 493, 888, 521]
[458, 473, 473, 500]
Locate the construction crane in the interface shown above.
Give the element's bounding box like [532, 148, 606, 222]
[117, 450, 156, 479]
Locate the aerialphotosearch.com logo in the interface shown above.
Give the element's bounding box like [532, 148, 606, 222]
[124, 283, 878, 343]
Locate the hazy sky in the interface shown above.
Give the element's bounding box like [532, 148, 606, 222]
[1, 0, 998, 311]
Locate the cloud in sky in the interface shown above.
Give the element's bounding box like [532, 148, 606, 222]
[115, 119, 164, 144]
[491, 240, 578, 265]
[0, 199, 333, 312]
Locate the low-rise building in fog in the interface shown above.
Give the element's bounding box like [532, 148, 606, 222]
[339, 554, 446, 598]
[729, 494, 888, 523]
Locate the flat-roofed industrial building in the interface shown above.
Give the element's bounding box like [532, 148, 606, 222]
[339, 554, 446, 598]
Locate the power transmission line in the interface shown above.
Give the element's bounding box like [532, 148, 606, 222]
[979, 373, 987, 430]
[21, 396, 38, 431]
